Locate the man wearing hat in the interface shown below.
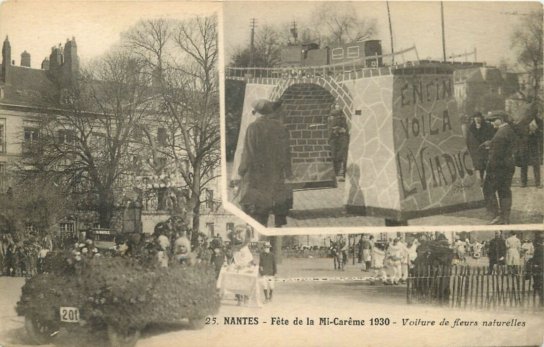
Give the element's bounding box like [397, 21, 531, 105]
[466, 111, 496, 183]
[482, 112, 517, 224]
[238, 99, 292, 227]
[259, 241, 277, 303]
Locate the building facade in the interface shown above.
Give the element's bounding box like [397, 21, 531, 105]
[0, 36, 245, 240]
[453, 65, 519, 118]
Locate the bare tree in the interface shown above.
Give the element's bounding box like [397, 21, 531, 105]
[310, 3, 378, 46]
[124, 16, 220, 237]
[231, 24, 283, 67]
[230, 5, 377, 67]
[17, 51, 153, 228]
[511, 10, 543, 99]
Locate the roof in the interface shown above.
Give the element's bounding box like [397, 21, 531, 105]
[481, 68, 503, 85]
[453, 68, 484, 83]
[0, 65, 58, 107]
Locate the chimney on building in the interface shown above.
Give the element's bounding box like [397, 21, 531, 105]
[63, 37, 79, 77]
[45, 37, 79, 85]
[41, 57, 50, 70]
[21, 50, 31, 67]
[1, 36, 11, 82]
[49, 45, 63, 74]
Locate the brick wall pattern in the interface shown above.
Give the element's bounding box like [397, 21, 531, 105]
[270, 76, 354, 129]
[280, 83, 336, 185]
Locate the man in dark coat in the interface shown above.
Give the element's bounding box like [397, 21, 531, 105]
[487, 231, 506, 273]
[513, 96, 541, 187]
[238, 99, 292, 227]
[482, 112, 517, 224]
[531, 234, 543, 304]
[428, 233, 453, 304]
[466, 112, 496, 182]
[518, 116, 542, 187]
[328, 103, 349, 181]
[412, 233, 452, 304]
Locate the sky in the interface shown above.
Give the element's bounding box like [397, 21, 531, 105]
[0, 1, 541, 69]
[0, 0, 219, 67]
[223, 1, 542, 67]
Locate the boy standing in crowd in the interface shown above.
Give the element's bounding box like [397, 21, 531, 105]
[488, 231, 506, 273]
[259, 242, 277, 303]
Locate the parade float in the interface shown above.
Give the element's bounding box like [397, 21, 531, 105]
[16, 251, 220, 346]
[228, 40, 485, 223]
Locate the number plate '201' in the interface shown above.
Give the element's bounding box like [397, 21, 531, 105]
[60, 307, 80, 322]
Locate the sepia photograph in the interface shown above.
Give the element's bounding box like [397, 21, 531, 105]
[210, 229, 544, 346]
[0, 0, 543, 347]
[0, 1, 247, 346]
[223, 1, 543, 229]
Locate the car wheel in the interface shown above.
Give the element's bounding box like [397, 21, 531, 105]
[24, 314, 58, 345]
[188, 317, 206, 330]
[107, 325, 140, 347]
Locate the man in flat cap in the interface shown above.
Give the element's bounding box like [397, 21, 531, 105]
[238, 99, 292, 227]
[482, 112, 517, 224]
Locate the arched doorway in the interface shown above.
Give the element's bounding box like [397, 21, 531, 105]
[279, 83, 348, 188]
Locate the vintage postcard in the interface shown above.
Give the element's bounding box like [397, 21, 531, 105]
[0, 1, 543, 347]
[223, 1, 544, 233]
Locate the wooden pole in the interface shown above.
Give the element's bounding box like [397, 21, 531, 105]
[249, 18, 256, 68]
[441, 2, 446, 62]
[386, 1, 395, 65]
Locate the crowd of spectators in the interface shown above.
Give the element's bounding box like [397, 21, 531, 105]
[346, 232, 543, 286]
[0, 233, 53, 277]
[0, 217, 240, 278]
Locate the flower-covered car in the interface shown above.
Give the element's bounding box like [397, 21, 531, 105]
[16, 252, 220, 347]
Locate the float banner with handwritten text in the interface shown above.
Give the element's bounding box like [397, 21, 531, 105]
[345, 66, 483, 219]
[392, 70, 482, 214]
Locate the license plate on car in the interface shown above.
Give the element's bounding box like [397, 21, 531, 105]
[60, 307, 80, 323]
